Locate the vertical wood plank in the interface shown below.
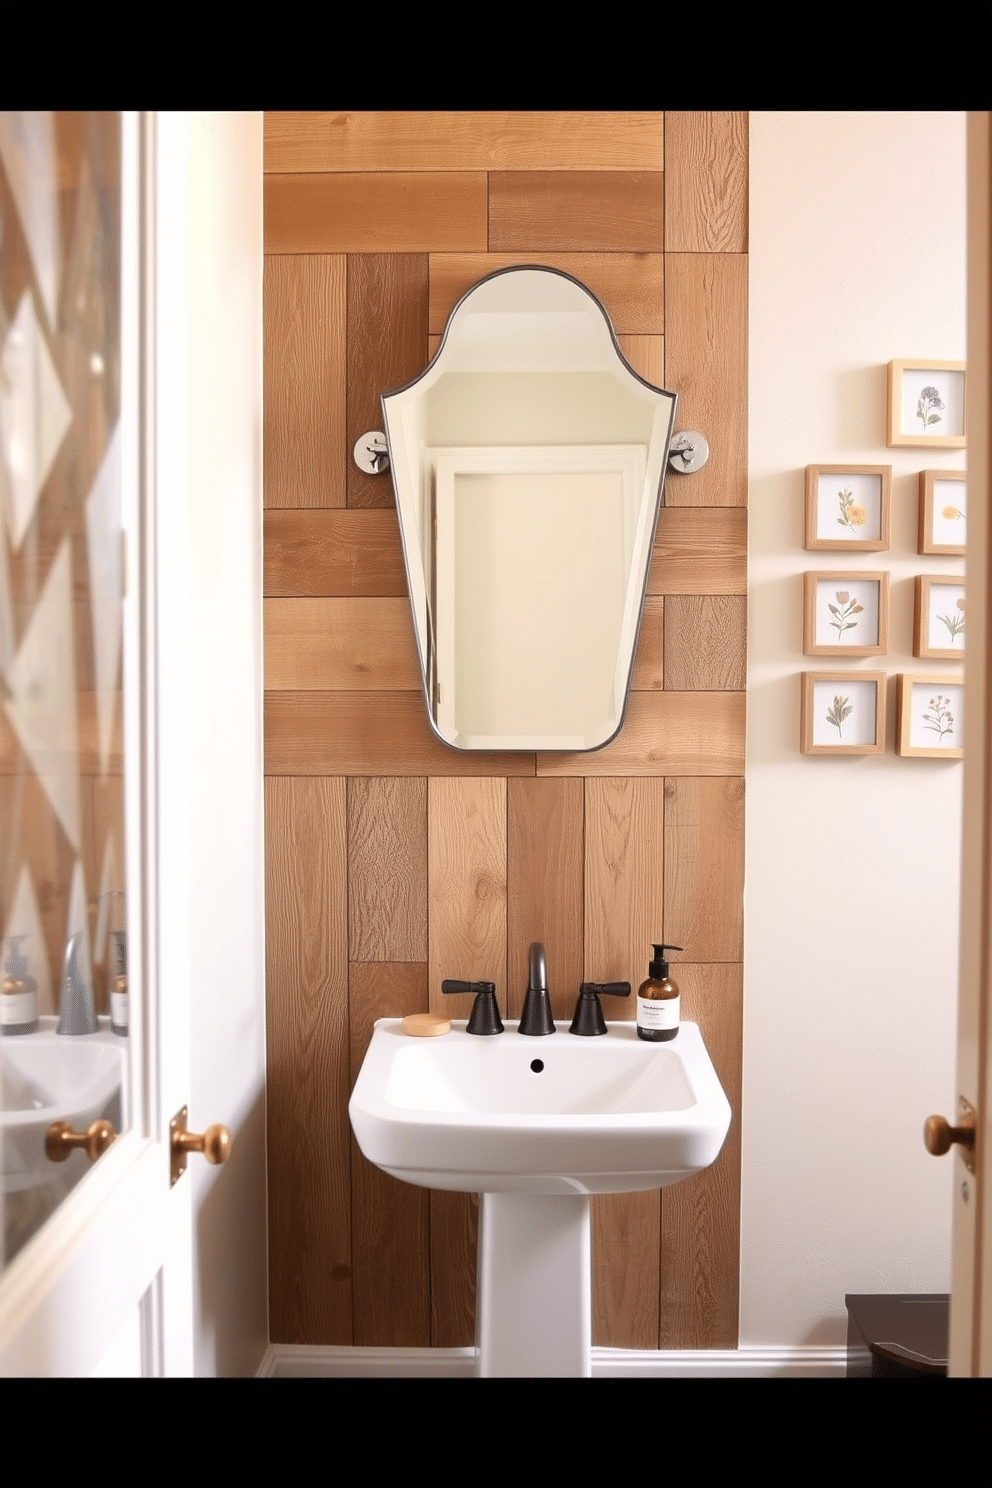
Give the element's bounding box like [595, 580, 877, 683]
[428, 777, 507, 1017]
[347, 254, 429, 508]
[665, 112, 748, 254]
[660, 963, 742, 1347]
[349, 961, 431, 1345]
[348, 777, 428, 961]
[663, 596, 746, 691]
[664, 253, 747, 508]
[506, 778, 584, 1021]
[585, 778, 666, 1348]
[427, 776, 506, 1346]
[630, 596, 664, 692]
[664, 778, 745, 961]
[265, 777, 352, 1343]
[263, 255, 346, 509]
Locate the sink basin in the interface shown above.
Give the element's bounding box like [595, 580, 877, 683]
[1, 1018, 126, 1263]
[350, 1018, 730, 1196]
[352, 1016, 731, 1375]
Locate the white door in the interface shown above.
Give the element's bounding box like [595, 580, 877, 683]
[948, 110, 992, 1376]
[0, 111, 266, 1377]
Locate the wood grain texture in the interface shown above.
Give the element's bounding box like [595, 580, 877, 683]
[349, 962, 431, 1346]
[264, 112, 665, 173]
[593, 1191, 661, 1349]
[263, 255, 346, 509]
[264, 173, 487, 254]
[265, 778, 352, 1344]
[664, 253, 747, 508]
[584, 777, 666, 1348]
[538, 692, 745, 776]
[431, 1191, 478, 1348]
[583, 778, 666, 990]
[263, 510, 407, 597]
[506, 778, 584, 1021]
[649, 508, 748, 596]
[489, 172, 663, 253]
[347, 778, 427, 962]
[263, 598, 421, 691]
[663, 596, 746, 691]
[660, 963, 742, 1347]
[429, 253, 663, 335]
[428, 776, 507, 1019]
[618, 335, 665, 389]
[0, 693, 122, 775]
[347, 255, 428, 508]
[664, 778, 745, 962]
[265, 693, 536, 777]
[630, 596, 664, 691]
[665, 112, 748, 254]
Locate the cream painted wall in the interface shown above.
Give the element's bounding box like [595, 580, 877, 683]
[743, 112, 966, 1346]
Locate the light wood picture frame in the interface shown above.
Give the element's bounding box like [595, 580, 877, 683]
[896, 673, 964, 758]
[804, 465, 891, 551]
[803, 571, 889, 657]
[800, 671, 886, 756]
[919, 469, 966, 555]
[887, 360, 966, 448]
[914, 575, 966, 659]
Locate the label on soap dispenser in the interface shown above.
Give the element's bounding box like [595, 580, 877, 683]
[1, 990, 37, 1027]
[636, 994, 679, 1031]
[111, 991, 129, 1032]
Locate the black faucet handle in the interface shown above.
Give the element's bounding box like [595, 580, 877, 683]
[568, 980, 632, 1037]
[441, 979, 504, 1035]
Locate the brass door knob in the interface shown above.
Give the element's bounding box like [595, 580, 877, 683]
[924, 1097, 976, 1173]
[170, 1105, 232, 1186]
[45, 1118, 116, 1163]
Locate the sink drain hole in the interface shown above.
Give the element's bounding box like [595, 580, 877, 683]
[530, 1059, 544, 1073]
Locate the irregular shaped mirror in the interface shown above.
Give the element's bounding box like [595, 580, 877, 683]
[382, 266, 677, 751]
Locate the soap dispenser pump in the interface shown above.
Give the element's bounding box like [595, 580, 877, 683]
[2, 936, 39, 1036]
[636, 943, 683, 1043]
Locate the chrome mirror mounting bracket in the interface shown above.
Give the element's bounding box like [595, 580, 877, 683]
[668, 431, 710, 474]
[353, 430, 390, 474]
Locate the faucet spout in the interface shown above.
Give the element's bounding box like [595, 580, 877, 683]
[57, 931, 97, 1036]
[519, 942, 555, 1036]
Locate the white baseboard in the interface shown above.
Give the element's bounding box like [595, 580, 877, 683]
[259, 1343, 847, 1378]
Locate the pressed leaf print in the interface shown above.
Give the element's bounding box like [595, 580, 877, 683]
[826, 694, 853, 738]
[941, 504, 965, 523]
[917, 385, 945, 431]
[837, 488, 868, 533]
[923, 694, 954, 742]
[828, 590, 864, 639]
[938, 597, 965, 644]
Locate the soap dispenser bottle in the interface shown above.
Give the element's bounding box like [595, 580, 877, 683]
[110, 930, 128, 1038]
[636, 943, 683, 1043]
[2, 936, 39, 1036]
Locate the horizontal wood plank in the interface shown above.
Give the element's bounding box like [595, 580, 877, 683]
[264, 173, 488, 254]
[264, 112, 665, 174]
[648, 508, 747, 595]
[538, 692, 745, 776]
[429, 253, 663, 336]
[264, 598, 421, 691]
[489, 172, 663, 253]
[665, 112, 748, 254]
[265, 691, 536, 776]
[263, 510, 408, 596]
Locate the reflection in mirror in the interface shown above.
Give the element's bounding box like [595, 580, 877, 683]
[382, 267, 677, 752]
[0, 113, 127, 1266]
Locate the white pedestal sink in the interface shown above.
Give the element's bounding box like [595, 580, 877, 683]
[350, 1018, 731, 1378]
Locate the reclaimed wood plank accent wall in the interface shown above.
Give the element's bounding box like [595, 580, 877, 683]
[263, 111, 748, 1351]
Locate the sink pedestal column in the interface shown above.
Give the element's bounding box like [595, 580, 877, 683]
[476, 1192, 591, 1377]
